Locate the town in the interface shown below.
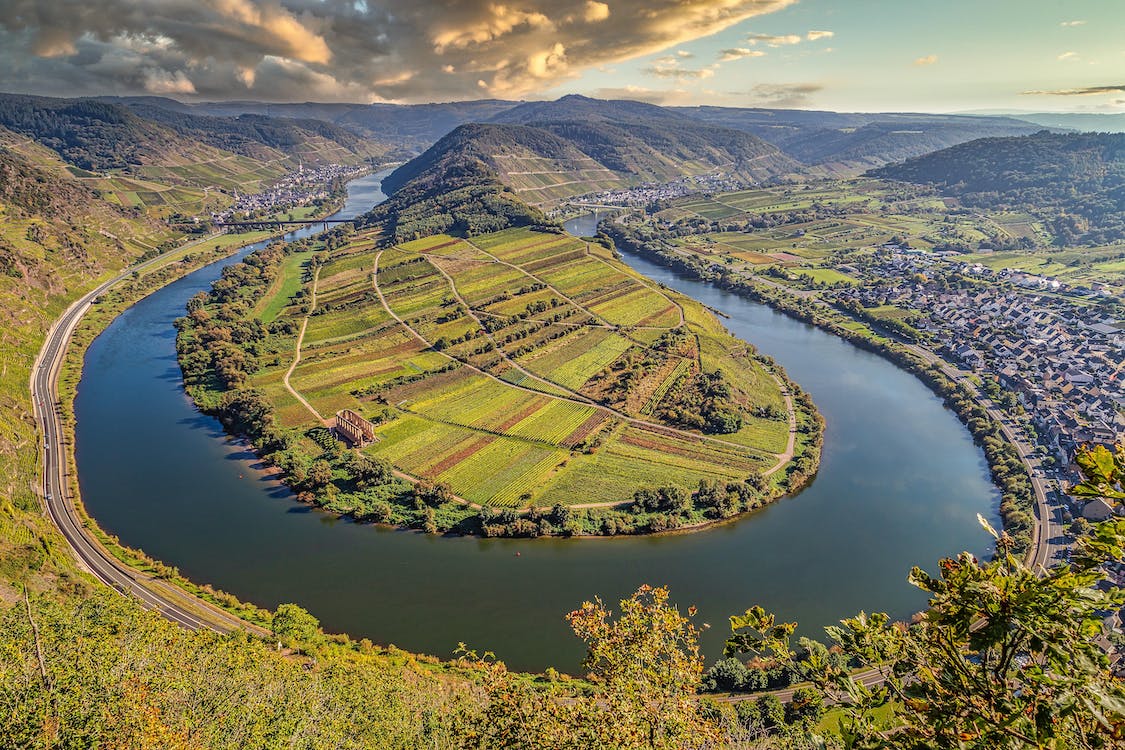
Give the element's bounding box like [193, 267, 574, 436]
[211, 162, 369, 222]
[832, 247, 1124, 476]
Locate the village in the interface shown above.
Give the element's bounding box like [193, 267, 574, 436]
[211, 162, 368, 222]
[830, 247, 1124, 510]
[561, 171, 747, 212]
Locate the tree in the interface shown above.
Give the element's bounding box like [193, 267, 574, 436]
[305, 459, 334, 490]
[802, 448, 1125, 750]
[270, 603, 321, 652]
[464, 585, 721, 749]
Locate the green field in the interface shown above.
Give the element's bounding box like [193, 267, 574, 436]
[251, 226, 789, 508]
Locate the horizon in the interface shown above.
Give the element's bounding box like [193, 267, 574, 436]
[9, 89, 1125, 119]
[2, 0, 1122, 114]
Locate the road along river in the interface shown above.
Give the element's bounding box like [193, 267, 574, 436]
[73, 190, 998, 673]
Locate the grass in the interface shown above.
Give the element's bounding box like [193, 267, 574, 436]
[244, 227, 790, 509]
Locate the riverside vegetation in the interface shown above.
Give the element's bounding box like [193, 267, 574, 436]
[176, 224, 822, 537]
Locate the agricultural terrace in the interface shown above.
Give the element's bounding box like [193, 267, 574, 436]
[250, 226, 795, 509]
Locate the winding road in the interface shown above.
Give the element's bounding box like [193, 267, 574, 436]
[31, 239, 265, 635]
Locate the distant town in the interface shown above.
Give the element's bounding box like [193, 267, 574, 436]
[211, 162, 368, 223]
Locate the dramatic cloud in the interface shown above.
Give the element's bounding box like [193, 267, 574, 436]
[745, 82, 821, 107]
[806, 30, 833, 41]
[913, 54, 939, 66]
[745, 32, 802, 46]
[720, 47, 767, 61]
[1022, 83, 1125, 96]
[0, 0, 797, 101]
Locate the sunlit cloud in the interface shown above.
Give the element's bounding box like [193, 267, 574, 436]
[746, 32, 802, 46]
[806, 30, 833, 41]
[1060, 20, 1086, 27]
[0, 0, 798, 101]
[1057, 51, 1079, 61]
[720, 47, 767, 61]
[913, 54, 939, 66]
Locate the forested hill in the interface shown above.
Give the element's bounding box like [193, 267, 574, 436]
[675, 106, 1044, 171]
[873, 131, 1125, 244]
[486, 94, 798, 186]
[382, 100, 797, 208]
[120, 104, 386, 163]
[0, 94, 379, 171]
[360, 124, 548, 242]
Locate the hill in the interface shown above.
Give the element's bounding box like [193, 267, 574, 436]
[0, 94, 379, 174]
[487, 95, 799, 189]
[873, 131, 1125, 244]
[102, 96, 519, 150]
[372, 97, 799, 237]
[676, 106, 1045, 170]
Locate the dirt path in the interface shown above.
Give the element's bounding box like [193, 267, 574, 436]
[372, 251, 792, 483]
[282, 265, 328, 427]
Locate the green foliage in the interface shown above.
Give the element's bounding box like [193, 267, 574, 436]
[874, 132, 1125, 245]
[792, 513, 1125, 748]
[0, 592, 479, 749]
[463, 585, 722, 749]
[1072, 444, 1125, 502]
[271, 603, 322, 651]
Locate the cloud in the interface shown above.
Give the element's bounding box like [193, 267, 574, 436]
[913, 54, 938, 66]
[720, 47, 766, 61]
[1060, 20, 1086, 27]
[0, 0, 798, 102]
[645, 63, 716, 81]
[1057, 51, 1078, 61]
[583, 1, 610, 23]
[144, 68, 196, 94]
[1021, 83, 1125, 96]
[746, 32, 802, 46]
[806, 30, 833, 41]
[745, 82, 822, 107]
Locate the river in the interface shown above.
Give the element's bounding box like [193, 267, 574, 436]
[74, 181, 997, 673]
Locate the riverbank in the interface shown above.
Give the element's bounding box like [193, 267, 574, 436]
[45, 188, 367, 631]
[605, 223, 1034, 557]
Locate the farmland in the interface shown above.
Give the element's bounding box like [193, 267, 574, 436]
[206, 225, 808, 521]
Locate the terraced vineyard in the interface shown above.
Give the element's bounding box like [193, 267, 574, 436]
[252, 226, 795, 509]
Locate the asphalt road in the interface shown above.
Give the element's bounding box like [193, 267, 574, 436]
[30, 238, 259, 635]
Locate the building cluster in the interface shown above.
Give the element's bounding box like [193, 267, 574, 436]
[833, 251, 1124, 467]
[566, 173, 746, 209]
[212, 163, 365, 222]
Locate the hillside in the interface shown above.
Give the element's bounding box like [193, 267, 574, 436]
[102, 96, 519, 150]
[677, 106, 1044, 170]
[374, 99, 799, 232]
[873, 131, 1125, 244]
[122, 104, 387, 164]
[0, 94, 379, 174]
[488, 95, 799, 189]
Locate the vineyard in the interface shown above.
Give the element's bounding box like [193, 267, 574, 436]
[250, 226, 791, 508]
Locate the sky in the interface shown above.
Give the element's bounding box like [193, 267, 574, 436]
[1, 0, 1122, 112]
